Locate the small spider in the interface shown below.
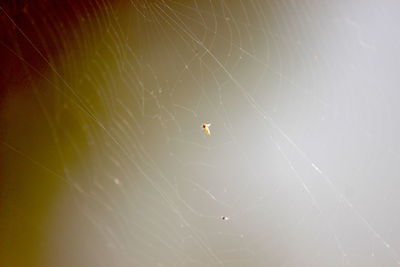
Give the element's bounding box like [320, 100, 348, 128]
[202, 123, 211, 135]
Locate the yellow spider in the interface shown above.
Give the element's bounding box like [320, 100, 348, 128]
[202, 123, 211, 135]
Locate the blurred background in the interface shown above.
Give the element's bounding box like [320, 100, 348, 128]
[1, 0, 400, 266]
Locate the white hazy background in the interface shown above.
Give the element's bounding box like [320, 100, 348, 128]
[1, 0, 400, 266]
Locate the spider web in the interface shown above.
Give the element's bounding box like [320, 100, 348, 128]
[1, 0, 400, 266]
